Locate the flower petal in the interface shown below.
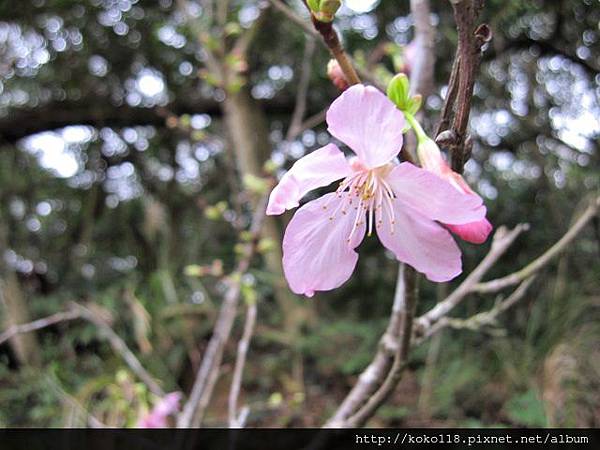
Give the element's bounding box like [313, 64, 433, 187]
[386, 162, 485, 225]
[282, 193, 365, 297]
[376, 201, 462, 282]
[266, 144, 350, 215]
[326, 84, 405, 169]
[137, 392, 181, 428]
[446, 217, 493, 244]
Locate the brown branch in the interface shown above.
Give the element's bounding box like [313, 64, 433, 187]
[473, 196, 600, 294]
[0, 309, 81, 346]
[228, 299, 258, 428]
[325, 265, 413, 427]
[310, 17, 360, 86]
[0, 96, 297, 144]
[271, 0, 360, 85]
[268, 0, 383, 88]
[435, 0, 491, 173]
[343, 265, 418, 427]
[435, 55, 460, 137]
[325, 0, 435, 427]
[177, 195, 268, 428]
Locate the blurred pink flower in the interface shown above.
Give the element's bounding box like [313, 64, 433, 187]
[267, 85, 486, 297]
[417, 137, 492, 244]
[137, 392, 182, 428]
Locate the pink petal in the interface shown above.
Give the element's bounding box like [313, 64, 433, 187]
[446, 217, 493, 244]
[267, 144, 350, 215]
[137, 416, 166, 428]
[386, 162, 485, 225]
[326, 84, 405, 169]
[376, 201, 462, 282]
[282, 193, 365, 296]
[136, 392, 181, 428]
[154, 392, 182, 416]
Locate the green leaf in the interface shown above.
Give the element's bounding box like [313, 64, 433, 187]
[407, 94, 423, 115]
[386, 73, 410, 110]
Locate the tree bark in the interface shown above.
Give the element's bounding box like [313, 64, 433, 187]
[0, 271, 41, 367]
[222, 87, 310, 376]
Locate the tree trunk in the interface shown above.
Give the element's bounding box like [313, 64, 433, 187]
[222, 87, 311, 365]
[0, 271, 41, 367]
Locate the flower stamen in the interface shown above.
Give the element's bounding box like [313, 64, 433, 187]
[337, 164, 396, 242]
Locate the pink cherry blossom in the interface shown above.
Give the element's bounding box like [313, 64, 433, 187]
[416, 137, 492, 244]
[267, 84, 486, 297]
[137, 391, 182, 428]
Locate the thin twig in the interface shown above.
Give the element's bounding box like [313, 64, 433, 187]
[72, 303, 166, 397]
[0, 309, 81, 346]
[287, 36, 317, 141]
[177, 195, 268, 428]
[473, 196, 600, 294]
[228, 299, 258, 428]
[414, 223, 529, 336]
[0, 303, 165, 397]
[310, 16, 360, 86]
[415, 195, 599, 343]
[267, 0, 382, 89]
[424, 276, 536, 339]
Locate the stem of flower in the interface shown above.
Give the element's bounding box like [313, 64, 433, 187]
[404, 113, 428, 143]
[311, 17, 361, 85]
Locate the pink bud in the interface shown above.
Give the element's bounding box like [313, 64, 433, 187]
[327, 59, 350, 92]
[417, 138, 492, 243]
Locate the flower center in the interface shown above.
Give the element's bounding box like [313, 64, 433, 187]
[325, 163, 396, 243]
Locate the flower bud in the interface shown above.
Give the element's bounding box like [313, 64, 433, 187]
[417, 137, 475, 196]
[327, 59, 349, 91]
[318, 0, 341, 21]
[416, 137, 445, 175]
[386, 73, 410, 110]
[387, 74, 422, 114]
[417, 137, 492, 243]
[308, 0, 341, 23]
